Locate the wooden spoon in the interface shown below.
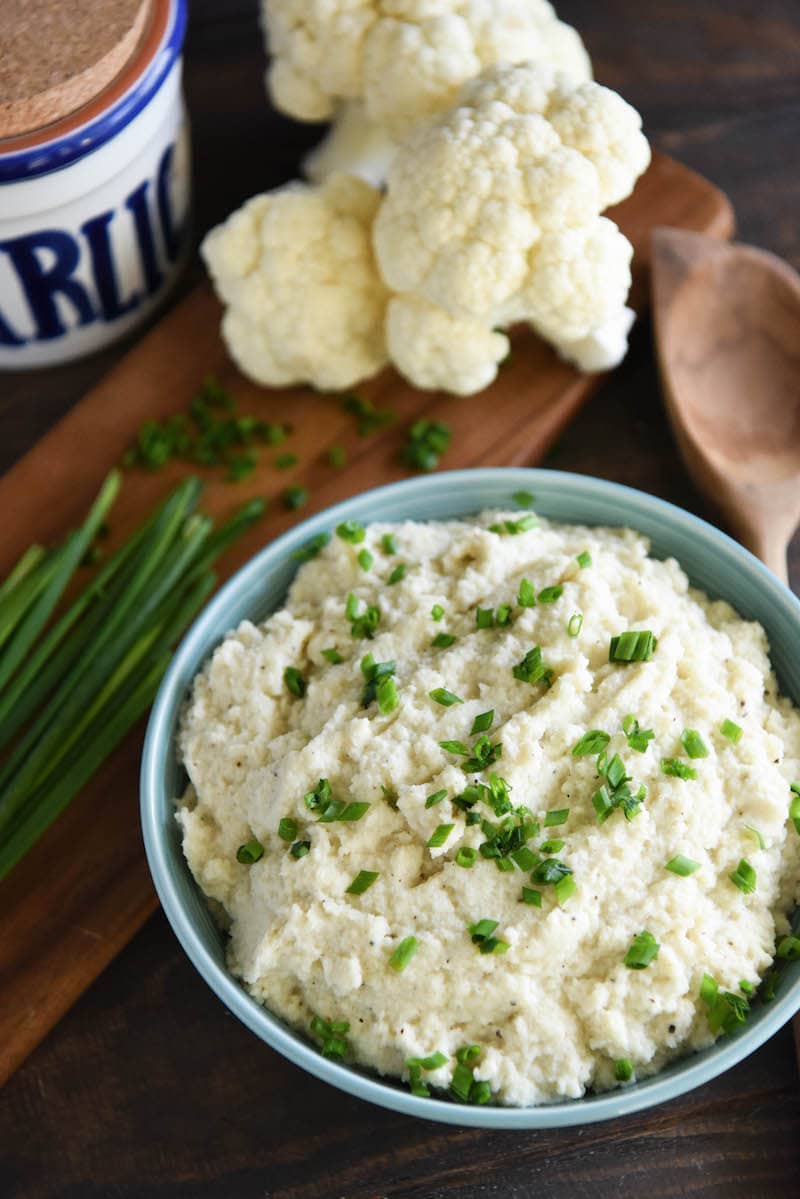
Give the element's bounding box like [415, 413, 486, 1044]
[651, 227, 800, 585]
[652, 226, 800, 1062]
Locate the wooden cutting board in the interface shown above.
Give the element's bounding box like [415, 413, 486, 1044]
[0, 151, 733, 1086]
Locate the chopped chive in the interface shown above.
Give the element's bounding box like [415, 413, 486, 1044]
[450, 1062, 474, 1102]
[544, 808, 569, 827]
[730, 858, 756, 894]
[388, 936, 418, 972]
[540, 839, 565, 854]
[456, 847, 478, 868]
[341, 802, 370, 821]
[744, 824, 765, 850]
[554, 875, 577, 904]
[357, 548, 374, 571]
[284, 666, 307, 697]
[521, 886, 542, 907]
[327, 444, 347, 468]
[304, 778, 331, 810]
[614, 1059, 633, 1082]
[376, 676, 399, 714]
[512, 645, 553, 687]
[411, 1051, 448, 1072]
[622, 715, 654, 753]
[495, 603, 512, 627]
[387, 563, 406, 584]
[346, 869, 379, 895]
[425, 789, 448, 809]
[283, 485, 308, 510]
[346, 593, 380, 639]
[609, 630, 657, 662]
[470, 710, 494, 735]
[517, 578, 536, 608]
[321, 647, 343, 664]
[760, 969, 780, 1002]
[343, 392, 396, 437]
[789, 783, 800, 834]
[431, 604, 444, 621]
[336, 521, 366, 544]
[469, 918, 498, 942]
[720, 718, 743, 744]
[427, 823, 454, 848]
[381, 533, 397, 555]
[512, 490, 536, 507]
[681, 729, 709, 759]
[310, 1015, 350, 1059]
[291, 532, 330, 562]
[439, 739, 469, 755]
[572, 729, 610, 757]
[400, 419, 452, 472]
[236, 839, 264, 864]
[531, 858, 572, 885]
[429, 688, 463, 707]
[274, 452, 298, 469]
[592, 785, 614, 822]
[567, 612, 583, 637]
[665, 854, 701, 877]
[503, 514, 538, 534]
[706, 990, 750, 1035]
[290, 840, 310, 859]
[776, 935, 800, 960]
[537, 585, 562, 604]
[624, 930, 660, 969]
[739, 979, 756, 996]
[661, 758, 697, 781]
[278, 817, 298, 842]
[576, 550, 592, 568]
[476, 607, 494, 628]
[510, 846, 537, 871]
[432, 632, 457, 647]
[457, 1044, 481, 1065]
[700, 973, 718, 1006]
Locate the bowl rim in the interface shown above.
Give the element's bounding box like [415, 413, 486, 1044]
[141, 466, 800, 1129]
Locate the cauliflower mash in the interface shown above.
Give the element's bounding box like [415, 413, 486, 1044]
[177, 513, 800, 1106]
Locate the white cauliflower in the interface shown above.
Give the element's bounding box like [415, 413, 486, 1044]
[262, 0, 592, 182]
[203, 63, 650, 395]
[201, 174, 388, 391]
[373, 62, 650, 387]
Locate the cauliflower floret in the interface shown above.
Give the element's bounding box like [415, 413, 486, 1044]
[262, 0, 592, 182]
[373, 62, 650, 379]
[201, 174, 389, 391]
[386, 295, 509, 394]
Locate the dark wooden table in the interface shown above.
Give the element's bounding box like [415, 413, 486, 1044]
[2, 2, 799, 1196]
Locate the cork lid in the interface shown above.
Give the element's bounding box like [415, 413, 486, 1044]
[0, 0, 154, 139]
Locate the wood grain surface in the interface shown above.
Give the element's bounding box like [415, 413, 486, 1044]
[2, 2, 799, 1197]
[0, 148, 732, 1090]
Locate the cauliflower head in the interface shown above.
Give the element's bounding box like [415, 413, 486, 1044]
[373, 62, 650, 383]
[262, 0, 592, 181]
[201, 174, 389, 391]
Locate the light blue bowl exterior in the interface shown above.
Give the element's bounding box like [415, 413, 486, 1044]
[141, 468, 800, 1129]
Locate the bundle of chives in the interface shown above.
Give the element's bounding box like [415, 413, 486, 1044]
[0, 472, 264, 881]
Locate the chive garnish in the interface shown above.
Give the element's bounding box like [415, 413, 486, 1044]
[776, 935, 800, 960]
[388, 936, 419, 972]
[730, 858, 757, 893]
[476, 607, 494, 629]
[544, 808, 569, 827]
[317, 799, 370, 823]
[427, 823, 454, 848]
[425, 789, 447, 809]
[531, 858, 572, 885]
[567, 613, 583, 637]
[744, 824, 765, 850]
[512, 490, 536, 507]
[470, 710, 494, 735]
[705, 989, 750, 1035]
[468, 919, 509, 955]
[510, 846, 537, 871]
[700, 973, 718, 1006]
[576, 551, 592, 568]
[283, 485, 308, 510]
[290, 840, 310, 859]
[681, 729, 709, 759]
[456, 847, 478, 868]
[429, 688, 463, 707]
[304, 778, 331, 810]
[432, 632, 457, 647]
[512, 645, 553, 686]
[496, 603, 512, 626]
[236, 839, 264, 864]
[503, 514, 538, 534]
[381, 533, 397, 554]
[310, 1015, 351, 1059]
[720, 718, 743, 743]
[555, 875, 577, 904]
[540, 839, 565, 854]
[291, 532, 330, 562]
[624, 930, 660, 969]
[399, 419, 452, 472]
[622, 715, 654, 753]
[346, 593, 380, 639]
[346, 869, 379, 895]
[661, 758, 697, 780]
[328, 444, 347, 467]
[343, 392, 396, 437]
[321, 647, 343, 664]
[387, 564, 406, 584]
[517, 578, 536, 608]
[609, 630, 657, 662]
[521, 887, 542, 906]
[357, 548, 373, 571]
[336, 521, 366, 544]
[431, 604, 444, 621]
[278, 817, 298, 842]
[284, 666, 306, 697]
[572, 729, 610, 757]
[791, 784, 800, 834]
[537, 585, 562, 604]
[665, 854, 700, 877]
[274, 451, 298, 469]
[614, 1059, 633, 1082]
[439, 739, 469, 755]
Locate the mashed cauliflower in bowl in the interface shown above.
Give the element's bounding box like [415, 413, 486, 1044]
[141, 469, 800, 1128]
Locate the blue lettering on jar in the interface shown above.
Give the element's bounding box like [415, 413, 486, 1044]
[0, 141, 184, 346]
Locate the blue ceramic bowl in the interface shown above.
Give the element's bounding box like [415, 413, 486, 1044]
[141, 468, 800, 1128]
